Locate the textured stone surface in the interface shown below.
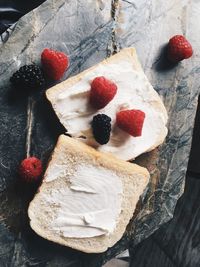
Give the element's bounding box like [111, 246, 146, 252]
[115, 0, 200, 249]
[0, 0, 199, 266]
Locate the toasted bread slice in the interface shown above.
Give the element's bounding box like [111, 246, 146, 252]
[28, 135, 149, 253]
[46, 48, 168, 160]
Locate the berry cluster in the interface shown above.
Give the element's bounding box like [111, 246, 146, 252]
[10, 49, 69, 183]
[10, 48, 69, 92]
[12, 34, 193, 183]
[90, 75, 146, 144]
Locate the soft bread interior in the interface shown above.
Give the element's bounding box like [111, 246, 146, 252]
[28, 135, 149, 253]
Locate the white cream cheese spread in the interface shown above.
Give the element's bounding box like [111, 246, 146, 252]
[51, 59, 168, 160]
[44, 164, 123, 238]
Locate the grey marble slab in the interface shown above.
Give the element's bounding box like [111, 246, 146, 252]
[92, 1, 199, 262]
[0, 0, 199, 266]
[115, 0, 200, 249]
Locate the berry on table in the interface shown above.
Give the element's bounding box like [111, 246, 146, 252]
[91, 114, 111, 145]
[19, 157, 43, 183]
[10, 64, 45, 89]
[41, 48, 69, 81]
[90, 76, 117, 109]
[167, 35, 193, 63]
[116, 109, 145, 137]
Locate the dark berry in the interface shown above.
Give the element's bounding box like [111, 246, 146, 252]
[91, 114, 111, 145]
[10, 64, 45, 90]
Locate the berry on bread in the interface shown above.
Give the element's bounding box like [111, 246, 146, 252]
[91, 114, 111, 144]
[167, 35, 193, 62]
[41, 48, 69, 81]
[90, 76, 117, 109]
[10, 64, 45, 90]
[116, 109, 145, 137]
[19, 157, 43, 183]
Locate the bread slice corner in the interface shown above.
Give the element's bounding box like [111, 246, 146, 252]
[28, 135, 149, 253]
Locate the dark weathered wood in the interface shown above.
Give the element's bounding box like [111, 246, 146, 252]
[130, 174, 200, 267]
[130, 238, 175, 267]
[153, 174, 200, 267]
[188, 97, 200, 174]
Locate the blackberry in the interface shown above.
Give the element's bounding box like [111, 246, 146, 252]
[10, 64, 45, 89]
[91, 114, 111, 145]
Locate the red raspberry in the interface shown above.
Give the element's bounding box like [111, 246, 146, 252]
[19, 157, 43, 183]
[167, 35, 193, 62]
[116, 109, 145, 137]
[41, 48, 69, 81]
[90, 76, 117, 109]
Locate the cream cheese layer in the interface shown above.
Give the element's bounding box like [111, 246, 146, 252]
[44, 164, 123, 238]
[51, 59, 168, 160]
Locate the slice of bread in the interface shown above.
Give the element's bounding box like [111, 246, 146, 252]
[28, 135, 149, 253]
[46, 48, 168, 161]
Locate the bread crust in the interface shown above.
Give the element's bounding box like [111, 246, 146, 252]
[28, 135, 149, 253]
